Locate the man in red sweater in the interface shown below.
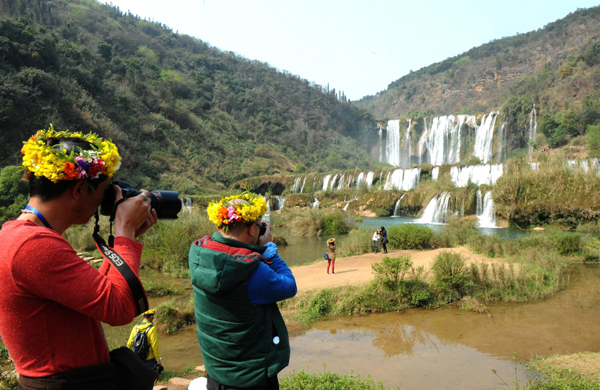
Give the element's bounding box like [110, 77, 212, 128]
[0, 127, 157, 389]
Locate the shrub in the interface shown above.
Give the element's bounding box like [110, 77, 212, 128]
[372, 255, 412, 290]
[338, 227, 372, 256]
[155, 297, 196, 334]
[431, 252, 470, 302]
[387, 224, 433, 250]
[140, 209, 215, 276]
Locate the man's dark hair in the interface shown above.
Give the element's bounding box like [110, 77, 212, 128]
[27, 137, 107, 201]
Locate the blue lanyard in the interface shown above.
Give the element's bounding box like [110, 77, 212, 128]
[24, 205, 53, 230]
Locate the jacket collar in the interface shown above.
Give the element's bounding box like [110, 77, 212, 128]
[212, 231, 266, 254]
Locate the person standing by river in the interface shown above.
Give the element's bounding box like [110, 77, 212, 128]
[380, 226, 388, 254]
[327, 238, 336, 274]
[189, 193, 297, 390]
[372, 229, 381, 253]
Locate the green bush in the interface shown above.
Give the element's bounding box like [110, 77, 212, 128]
[387, 224, 433, 250]
[338, 227, 372, 256]
[431, 252, 470, 302]
[371, 255, 412, 290]
[155, 297, 196, 334]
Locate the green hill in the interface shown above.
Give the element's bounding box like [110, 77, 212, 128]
[0, 0, 378, 194]
[354, 6, 600, 150]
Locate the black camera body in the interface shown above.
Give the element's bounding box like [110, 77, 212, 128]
[259, 221, 267, 236]
[100, 180, 182, 220]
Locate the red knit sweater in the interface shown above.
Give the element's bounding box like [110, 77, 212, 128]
[0, 220, 143, 377]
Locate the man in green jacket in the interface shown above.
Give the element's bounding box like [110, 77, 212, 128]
[190, 193, 297, 390]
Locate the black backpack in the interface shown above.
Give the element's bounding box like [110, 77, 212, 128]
[131, 323, 154, 361]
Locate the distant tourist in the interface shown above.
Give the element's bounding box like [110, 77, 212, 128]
[380, 226, 388, 254]
[327, 238, 336, 274]
[127, 309, 162, 371]
[372, 229, 381, 253]
[190, 193, 297, 389]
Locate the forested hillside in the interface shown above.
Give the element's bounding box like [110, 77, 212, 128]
[355, 6, 600, 151]
[0, 0, 378, 194]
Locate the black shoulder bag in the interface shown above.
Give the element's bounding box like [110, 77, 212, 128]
[93, 210, 158, 390]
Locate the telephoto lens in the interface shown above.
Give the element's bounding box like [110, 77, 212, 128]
[100, 180, 182, 219]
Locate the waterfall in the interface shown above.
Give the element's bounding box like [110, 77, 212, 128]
[432, 167, 439, 181]
[401, 168, 420, 190]
[337, 174, 345, 190]
[450, 164, 504, 187]
[418, 118, 427, 166]
[356, 172, 365, 187]
[378, 171, 383, 190]
[385, 120, 401, 166]
[378, 124, 384, 163]
[322, 174, 332, 191]
[529, 104, 537, 159]
[403, 119, 412, 168]
[182, 197, 193, 212]
[384, 168, 421, 190]
[496, 121, 507, 163]
[473, 112, 498, 163]
[393, 194, 405, 216]
[300, 177, 307, 193]
[417, 192, 452, 224]
[293, 177, 302, 193]
[366, 171, 375, 188]
[312, 197, 319, 209]
[343, 203, 349, 211]
[476, 190, 497, 228]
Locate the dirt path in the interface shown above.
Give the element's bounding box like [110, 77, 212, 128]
[291, 247, 508, 293]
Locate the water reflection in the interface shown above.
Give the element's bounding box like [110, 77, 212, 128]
[282, 265, 600, 390]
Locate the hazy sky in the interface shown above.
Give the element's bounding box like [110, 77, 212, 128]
[104, 0, 600, 100]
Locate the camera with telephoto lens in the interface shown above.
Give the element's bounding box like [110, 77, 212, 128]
[100, 180, 182, 220]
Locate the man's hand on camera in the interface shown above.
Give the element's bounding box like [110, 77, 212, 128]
[262, 242, 279, 261]
[257, 221, 273, 246]
[113, 186, 157, 240]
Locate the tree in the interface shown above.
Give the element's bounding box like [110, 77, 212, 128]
[0, 165, 28, 223]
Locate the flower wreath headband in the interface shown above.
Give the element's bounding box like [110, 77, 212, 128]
[207, 192, 267, 231]
[21, 124, 121, 183]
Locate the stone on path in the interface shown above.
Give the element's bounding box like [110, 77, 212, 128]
[169, 377, 192, 386]
[194, 365, 206, 373]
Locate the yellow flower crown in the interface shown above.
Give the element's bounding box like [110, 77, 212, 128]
[207, 192, 267, 229]
[21, 125, 121, 183]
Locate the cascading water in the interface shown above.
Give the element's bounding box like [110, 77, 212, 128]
[432, 167, 439, 181]
[450, 164, 504, 187]
[312, 197, 319, 209]
[300, 177, 307, 193]
[473, 112, 498, 163]
[384, 168, 421, 191]
[322, 174, 332, 191]
[393, 194, 405, 216]
[384, 112, 506, 166]
[366, 171, 375, 188]
[385, 120, 401, 166]
[417, 192, 452, 224]
[529, 104, 537, 159]
[403, 119, 412, 168]
[496, 121, 507, 163]
[476, 190, 497, 228]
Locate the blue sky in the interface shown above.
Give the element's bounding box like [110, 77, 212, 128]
[104, 0, 600, 100]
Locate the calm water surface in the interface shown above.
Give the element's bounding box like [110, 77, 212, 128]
[142, 264, 600, 390]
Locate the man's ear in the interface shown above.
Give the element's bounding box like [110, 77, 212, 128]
[70, 180, 87, 201]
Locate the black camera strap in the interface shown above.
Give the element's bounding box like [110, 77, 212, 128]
[93, 210, 149, 316]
